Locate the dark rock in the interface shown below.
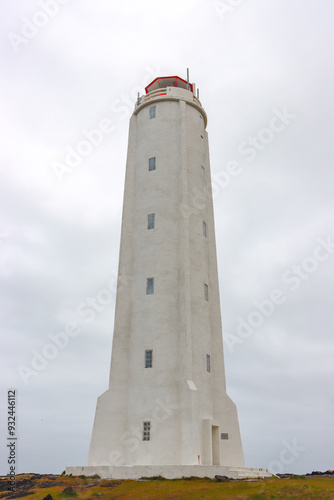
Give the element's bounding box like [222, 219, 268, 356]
[17, 478, 35, 487]
[306, 470, 334, 477]
[43, 495, 54, 500]
[61, 485, 77, 496]
[39, 482, 65, 488]
[6, 491, 35, 499]
[61, 486, 73, 493]
[215, 475, 229, 482]
[100, 481, 121, 487]
[0, 479, 11, 492]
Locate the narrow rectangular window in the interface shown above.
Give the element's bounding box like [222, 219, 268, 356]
[143, 421, 151, 441]
[206, 354, 211, 373]
[200, 114, 204, 130]
[204, 283, 208, 301]
[149, 157, 156, 171]
[148, 213, 155, 230]
[145, 350, 153, 368]
[203, 221, 207, 237]
[201, 166, 205, 180]
[149, 105, 156, 119]
[146, 278, 154, 295]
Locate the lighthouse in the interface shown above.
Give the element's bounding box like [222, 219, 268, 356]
[67, 75, 271, 479]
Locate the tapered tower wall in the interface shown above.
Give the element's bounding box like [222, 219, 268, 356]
[87, 81, 244, 468]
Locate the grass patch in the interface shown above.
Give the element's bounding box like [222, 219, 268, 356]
[1, 474, 333, 499]
[60, 486, 78, 497]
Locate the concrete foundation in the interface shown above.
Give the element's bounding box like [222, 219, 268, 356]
[66, 465, 272, 480]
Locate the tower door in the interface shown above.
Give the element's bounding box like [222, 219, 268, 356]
[212, 425, 220, 465]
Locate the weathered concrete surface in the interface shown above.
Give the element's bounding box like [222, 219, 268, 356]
[66, 465, 272, 480]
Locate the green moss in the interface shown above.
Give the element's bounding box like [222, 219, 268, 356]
[60, 490, 78, 497]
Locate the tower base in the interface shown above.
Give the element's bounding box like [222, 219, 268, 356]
[66, 465, 273, 480]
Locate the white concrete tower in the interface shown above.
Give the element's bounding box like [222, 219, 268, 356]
[68, 75, 258, 479]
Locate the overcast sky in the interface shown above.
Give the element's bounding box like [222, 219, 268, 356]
[1, 0, 333, 476]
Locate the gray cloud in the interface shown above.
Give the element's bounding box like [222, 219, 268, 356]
[1, 0, 333, 475]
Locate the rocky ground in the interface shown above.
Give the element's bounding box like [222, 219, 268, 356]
[0, 471, 333, 499]
[0, 474, 119, 499]
[279, 470, 334, 478]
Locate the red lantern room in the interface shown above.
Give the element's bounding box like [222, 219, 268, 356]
[145, 76, 194, 94]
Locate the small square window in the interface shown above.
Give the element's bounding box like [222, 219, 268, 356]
[147, 278, 154, 295]
[143, 421, 151, 441]
[145, 350, 153, 368]
[148, 213, 155, 230]
[149, 106, 156, 119]
[206, 354, 211, 373]
[201, 166, 205, 180]
[204, 283, 208, 301]
[149, 157, 156, 171]
[221, 433, 229, 440]
[203, 221, 207, 237]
